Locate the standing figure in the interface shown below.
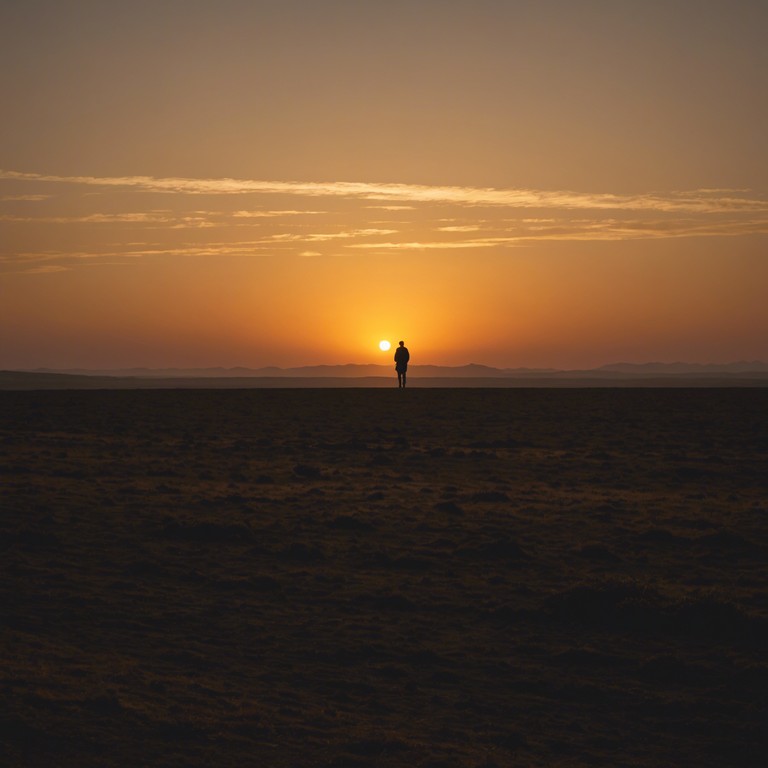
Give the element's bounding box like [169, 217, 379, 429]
[394, 340, 410, 388]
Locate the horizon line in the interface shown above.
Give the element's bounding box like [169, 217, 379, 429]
[9, 359, 768, 375]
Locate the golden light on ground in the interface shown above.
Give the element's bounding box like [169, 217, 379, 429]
[379, 340, 391, 352]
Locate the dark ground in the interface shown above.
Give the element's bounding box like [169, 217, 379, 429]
[1, 388, 766, 767]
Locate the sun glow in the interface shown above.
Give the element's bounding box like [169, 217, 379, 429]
[379, 340, 391, 351]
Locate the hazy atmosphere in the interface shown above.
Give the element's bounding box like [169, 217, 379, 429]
[2, 0, 766, 370]
[3, 6, 767, 766]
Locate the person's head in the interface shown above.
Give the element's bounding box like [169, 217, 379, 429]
[399, 341, 404, 346]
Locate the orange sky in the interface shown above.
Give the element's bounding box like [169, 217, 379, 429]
[1, 1, 766, 370]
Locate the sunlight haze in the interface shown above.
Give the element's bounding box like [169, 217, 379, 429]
[1, 0, 766, 370]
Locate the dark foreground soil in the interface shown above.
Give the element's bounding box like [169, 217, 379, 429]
[1, 388, 766, 767]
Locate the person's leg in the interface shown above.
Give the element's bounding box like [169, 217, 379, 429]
[402, 371, 406, 387]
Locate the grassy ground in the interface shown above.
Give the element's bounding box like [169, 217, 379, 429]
[1, 388, 766, 766]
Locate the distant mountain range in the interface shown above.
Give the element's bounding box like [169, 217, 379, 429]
[595, 361, 768, 374]
[3, 361, 767, 390]
[23, 361, 768, 378]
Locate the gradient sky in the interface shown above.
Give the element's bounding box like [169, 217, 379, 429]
[1, 0, 766, 370]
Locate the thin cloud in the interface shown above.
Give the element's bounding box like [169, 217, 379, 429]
[270, 228, 398, 243]
[505, 217, 768, 241]
[0, 241, 288, 270]
[0, 212, 176, 224]
[3, 169, 766, 214]
[348, 238, 517, 250]
[365, 205, 417, 211]
[0, 194, 51, 201]
[2, 171, 767, 273]
[0, 211, 232, 228]
[232, 210, 325, 217]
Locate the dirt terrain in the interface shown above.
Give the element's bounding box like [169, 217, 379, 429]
[1, 388, 766, 767]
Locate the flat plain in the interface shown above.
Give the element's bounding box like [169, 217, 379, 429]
[1, 388, 766, 767]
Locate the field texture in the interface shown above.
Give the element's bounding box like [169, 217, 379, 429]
[1, 389, 766, 767]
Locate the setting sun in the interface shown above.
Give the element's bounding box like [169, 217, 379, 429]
[0, 2, 765, 374]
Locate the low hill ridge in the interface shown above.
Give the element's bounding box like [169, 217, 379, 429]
[23, 361, 768, 378]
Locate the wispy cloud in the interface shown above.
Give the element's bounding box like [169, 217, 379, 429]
[349, 238, 517, 250]
[348, 217, 768, 251]
[0, 212, 176, 224]
[504, 217, 768, 241]
[0, 241, 287, 270]
[3, 169, 766, 214]
[270, 228, 398, 243]
[1, 209, 330, 228]
[0, 194, 51, 202]
[2, 169, 767, 275]
[232, 209, 325, 218]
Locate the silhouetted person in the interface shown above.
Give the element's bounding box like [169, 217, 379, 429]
[394, 340, 410, 388]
